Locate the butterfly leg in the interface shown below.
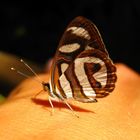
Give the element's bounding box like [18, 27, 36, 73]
[48, 96, 54, 115]
[33, 90, 44, 98]
[63, 100, 79, 118]
[55, 94, 79, 118]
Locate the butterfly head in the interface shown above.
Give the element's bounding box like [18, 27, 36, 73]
[42, 82, 50, 92]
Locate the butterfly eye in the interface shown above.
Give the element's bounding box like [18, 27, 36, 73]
[42, 82, 50, 90]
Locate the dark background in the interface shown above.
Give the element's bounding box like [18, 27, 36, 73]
[0, 1, 140, 96]
[1, 1, 140, 71]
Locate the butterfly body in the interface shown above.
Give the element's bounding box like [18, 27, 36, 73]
[47, 16, 117, 103]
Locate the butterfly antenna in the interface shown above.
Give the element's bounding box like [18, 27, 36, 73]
[11, 67, 41, 84]
[20, 59, 43, 83]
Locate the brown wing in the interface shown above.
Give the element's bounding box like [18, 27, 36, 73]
[49, 16, 117, 101]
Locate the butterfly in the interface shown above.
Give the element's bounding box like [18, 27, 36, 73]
[42, 16, 117, 112]
[12, 16, 117, 117]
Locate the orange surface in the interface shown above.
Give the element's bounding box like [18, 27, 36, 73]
[0, 63, 140, 140]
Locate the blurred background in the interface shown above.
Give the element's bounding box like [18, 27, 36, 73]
[0, 1, 140, 99]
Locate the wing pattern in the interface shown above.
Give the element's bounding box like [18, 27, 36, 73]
[49, 16, 117, 102]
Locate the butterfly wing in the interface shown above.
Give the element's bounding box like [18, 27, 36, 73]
[58, 16, 109, 55]
[49, 16, 117, 102]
